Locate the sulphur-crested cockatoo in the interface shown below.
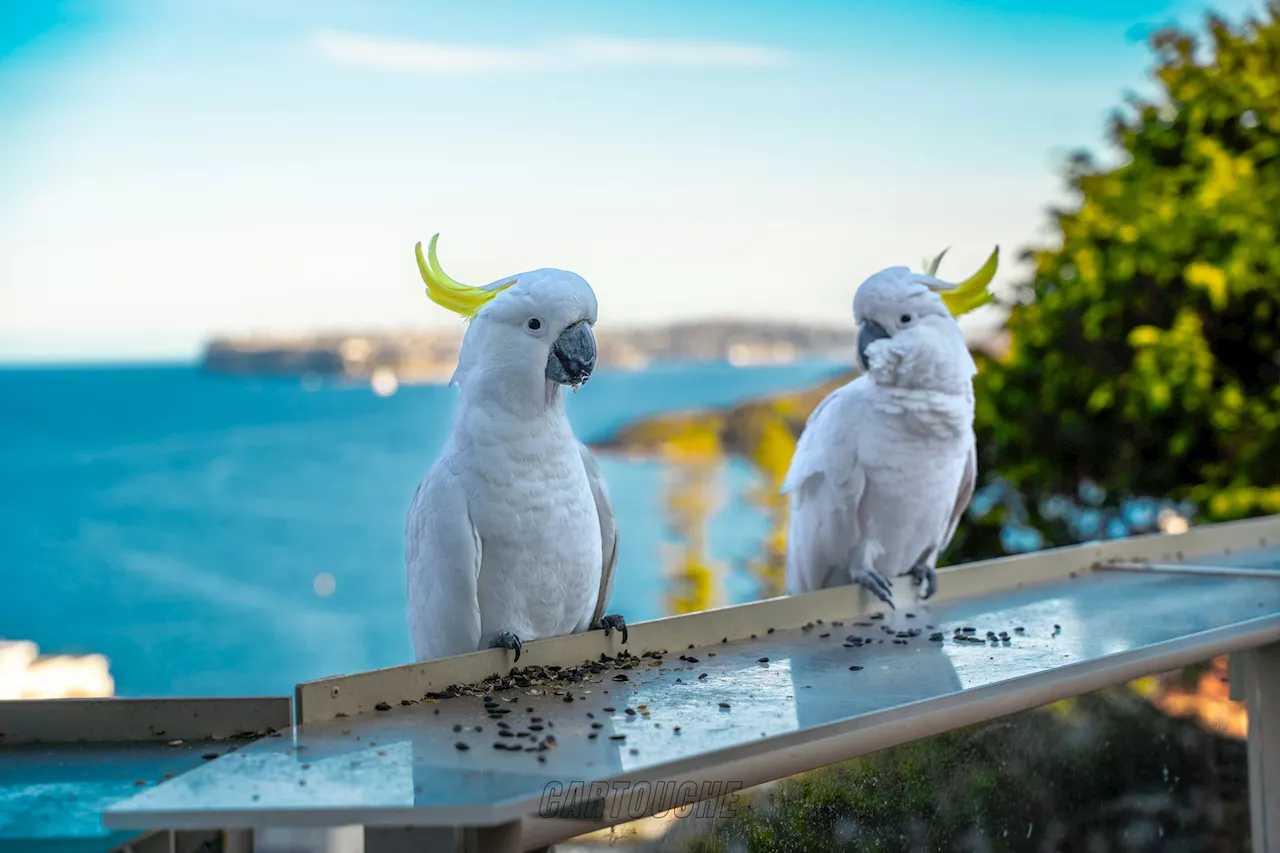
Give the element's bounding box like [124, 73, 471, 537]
[781, 248, 998, 608]
[406, 235, 624, 663]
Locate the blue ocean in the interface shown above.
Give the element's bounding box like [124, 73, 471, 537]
[0, 360, 845, 697]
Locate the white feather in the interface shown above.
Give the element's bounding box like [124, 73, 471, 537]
[405, 269, 616, 662]
[782, 266, 978, 604]
[579, 442, 619, 631]
[783, 382, 869, 594]
[406, 465, 483, 660]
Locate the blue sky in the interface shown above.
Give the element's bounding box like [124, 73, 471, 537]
[0, 0, 1265, 361]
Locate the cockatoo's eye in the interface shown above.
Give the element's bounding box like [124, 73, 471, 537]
[899, 313, 913, 326]
[526, 318, 542, 332]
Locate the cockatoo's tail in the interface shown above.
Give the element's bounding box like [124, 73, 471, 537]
[918, 246, 1000, 317]
[414, 234, 518, 319]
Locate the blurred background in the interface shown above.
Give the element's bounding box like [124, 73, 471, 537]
[3, 0, 1279, 850]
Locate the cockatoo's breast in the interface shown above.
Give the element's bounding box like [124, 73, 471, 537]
[451, 406, 602, 640]
[856, 382, 975, 576]
[865, 384, 975, 440]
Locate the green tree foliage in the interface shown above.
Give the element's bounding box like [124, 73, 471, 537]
[953, 3, 1280, 560]
[685, 687, 1248, 853]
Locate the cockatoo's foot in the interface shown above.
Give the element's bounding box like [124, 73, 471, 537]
[592, 613, 629, 644]
[852, 567, 895, 609]
[491, 631, 523, 663]
[908, 562, 938, 600]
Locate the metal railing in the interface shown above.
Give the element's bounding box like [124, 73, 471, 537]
[2, 515, 1278, 853]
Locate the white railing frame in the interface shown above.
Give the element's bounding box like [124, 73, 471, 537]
[5, 516, 1278, 853]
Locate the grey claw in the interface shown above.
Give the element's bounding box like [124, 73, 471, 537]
[492, 631, 523, 663]
[910, 563, 938, 600]
[594, 614, 629, 644]
[855, 568, 895, 609]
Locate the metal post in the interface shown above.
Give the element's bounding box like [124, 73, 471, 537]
[1245, 642, 1280, 853]
[224, 830, 255, 853]
[175, 831, 226, 853]
[460, 822, 522, 853]
[363, 827, 458, 852]
[1231, 652, 1252, 702]
[253, 826, 364, 853]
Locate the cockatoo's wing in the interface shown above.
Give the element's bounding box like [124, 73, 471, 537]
[938, 440, 977, 557]
[580, 442, 620, 628]
[782, 380, 871, 594]
[406, 464, 483, 661]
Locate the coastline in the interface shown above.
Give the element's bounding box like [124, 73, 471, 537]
[199, 321, 1009, 399]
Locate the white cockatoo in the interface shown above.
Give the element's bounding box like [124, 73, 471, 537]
[781, 248, 998, 608]
[405, 235, 624, 663]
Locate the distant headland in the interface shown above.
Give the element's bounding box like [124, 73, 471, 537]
[200, 321, 1009, 394]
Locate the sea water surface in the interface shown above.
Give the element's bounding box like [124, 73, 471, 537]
[0, 360, 844, 697]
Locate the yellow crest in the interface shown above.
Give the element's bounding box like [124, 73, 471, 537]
[922, 246, 1000, 316]
[414, 234, 517, 319]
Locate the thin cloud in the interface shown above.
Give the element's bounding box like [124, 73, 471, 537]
[310, 29, 790, 74]
[564, 35, 789, 68]
[311, 30, 545, 73]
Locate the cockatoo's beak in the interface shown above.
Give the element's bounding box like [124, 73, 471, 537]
[546, 321, 596, 386]
[857, 319, 890, 371]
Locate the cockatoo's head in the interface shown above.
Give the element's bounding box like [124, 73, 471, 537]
[852, 246, 998, 390]
[853, 268, 960, 373]
[414, 235, 599, 411]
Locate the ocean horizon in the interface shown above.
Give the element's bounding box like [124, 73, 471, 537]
[0, 358, 847, 697]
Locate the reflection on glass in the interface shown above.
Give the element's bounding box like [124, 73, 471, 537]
[683, 678, 1251, 853]
[741, 412, 796, 600]
[658, 426, 728, 615]
[589, 361, 1252, 853]
[971, 476, 1195, 553]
